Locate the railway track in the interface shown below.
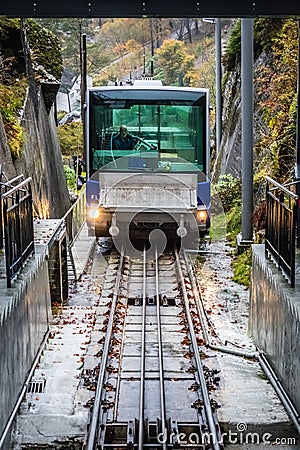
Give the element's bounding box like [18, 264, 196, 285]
[83, 246, 223, 449]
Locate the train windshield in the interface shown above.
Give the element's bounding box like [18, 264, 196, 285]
[87, 87, 209, 175]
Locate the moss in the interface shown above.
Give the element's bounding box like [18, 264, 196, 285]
[232, 247, 252, 288]
[0, 78, 27, 157]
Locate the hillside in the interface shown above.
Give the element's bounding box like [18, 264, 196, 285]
[213, 18, 298, 187]
[0, 18, 71, 218]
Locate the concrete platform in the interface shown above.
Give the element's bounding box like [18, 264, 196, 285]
[9, 237, 108, 449]
[0, 220, 62, 444]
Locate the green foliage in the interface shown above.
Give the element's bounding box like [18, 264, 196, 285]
[0, 79, 27, 157]
[222, 20, 241, 71]
[26, 19, 63, 82]
[253, 18, 284, 53]
[35, 18, 90, 73]
[0, 18, 62, 159]
[232, 248, 252, 288]
[255, 19, 298, 183]
[213, 174, 241, 213]
[58, 122, 83, 157]
[223, 18, 285, 72]
[63, 164, 76, 191]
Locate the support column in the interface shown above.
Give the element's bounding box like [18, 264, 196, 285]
[215, 18, 222, 156]
[296, 19, 300, 248]
[81, 33, 88, 176]
[238, 18, 254, 250]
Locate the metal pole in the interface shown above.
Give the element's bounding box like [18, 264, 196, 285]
[240, 19, 254, 245]
[215, 18, 222, 156]
[81, 33, 88, 174]
[150, 18, 154, 76]
[143, 44, 146, 75]
[0, 164, 3, 250]
[295, 19, 300, 248]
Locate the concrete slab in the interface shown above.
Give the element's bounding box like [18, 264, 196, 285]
[117, 379, 199, 422]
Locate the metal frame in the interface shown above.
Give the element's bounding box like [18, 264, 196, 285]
[265, 176, 298, 287]
[2, 177, 34, 288]
[1, 0, 299, 17]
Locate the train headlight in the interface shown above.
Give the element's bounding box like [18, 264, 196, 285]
[197, 209, 207, 222]
[88, 208, 100, 220]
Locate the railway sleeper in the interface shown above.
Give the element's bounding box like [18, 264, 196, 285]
[98, 419, 213, 448]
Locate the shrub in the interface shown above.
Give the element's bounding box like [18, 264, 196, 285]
[63, 164, 76, 190]
[213, 174, 242, 213]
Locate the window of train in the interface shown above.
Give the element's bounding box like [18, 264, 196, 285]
[88, 90, 207, 174]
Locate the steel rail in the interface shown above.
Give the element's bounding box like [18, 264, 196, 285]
[138, 247, 147, 450]
[113, 271, 130, 422]
[155, 249, 168, 450]
[84, 251, 125, 450]
[175, 250, 222, 450]
[258, 351, 300, 436]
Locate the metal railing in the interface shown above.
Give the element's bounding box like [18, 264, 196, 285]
[265, 176, 299, 287]
[2, 177, 34, 288]
[62, 185, 86, 246]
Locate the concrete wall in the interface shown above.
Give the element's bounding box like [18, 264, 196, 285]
[249, 244, 300, 414]
[14, 89, 71, 219]
[0, 253, 51, 440]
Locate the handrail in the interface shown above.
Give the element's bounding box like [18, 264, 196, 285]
[62, 185, 86, 246]
[265, 176, 298, 200]
[2, 177, 31, 198]
[265, 176, 298, 287]
[0, 174, 25, 190]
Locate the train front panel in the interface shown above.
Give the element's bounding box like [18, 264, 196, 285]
[85, 81, 211, 241]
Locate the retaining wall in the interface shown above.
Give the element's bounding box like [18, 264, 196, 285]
[0, 251, 51, 442]
[249, 244, 300, 414]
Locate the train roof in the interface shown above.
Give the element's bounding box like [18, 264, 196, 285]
[87, 82, 209, 105]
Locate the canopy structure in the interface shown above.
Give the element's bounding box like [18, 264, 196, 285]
[0, 0, 299, 17]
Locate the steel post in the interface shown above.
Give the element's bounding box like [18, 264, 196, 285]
[215, 18, 222, 156]
[81, 33, 88, 176]
[240, 19, 254, 247]
[296, 19, 300, 248]
[0, 164, 3, 250]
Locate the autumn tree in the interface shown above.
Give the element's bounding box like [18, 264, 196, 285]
[255, 19, 298, 180]
[154, 39, 196, 86]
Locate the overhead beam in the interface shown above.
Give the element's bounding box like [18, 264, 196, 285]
[0, 0, 299, 18]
